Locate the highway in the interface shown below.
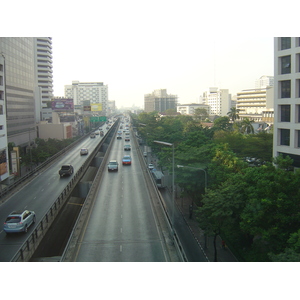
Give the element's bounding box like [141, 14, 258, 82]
[0, 125, 110, 262]
[69, 124, 170, 261]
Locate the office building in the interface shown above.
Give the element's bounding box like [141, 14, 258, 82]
[255, 75, 274, 89]
[237, 87, 274, 123]
[202, 87, 231, 116]
[144, 89, 178, 113]
[0, 37, 37, 148]
[273, 37, 300, 168]
[0, 54, 9, 181]
[64, 81, 108, 115]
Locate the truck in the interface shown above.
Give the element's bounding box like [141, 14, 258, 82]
[59, 164, 74, 177]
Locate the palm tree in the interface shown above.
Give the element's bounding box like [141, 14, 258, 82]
[240, 118, 254, 134]
[227, 107, 240, 123]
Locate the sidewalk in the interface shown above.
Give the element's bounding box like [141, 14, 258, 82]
[175, 195, 238, 262]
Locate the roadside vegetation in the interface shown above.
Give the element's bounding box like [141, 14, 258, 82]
[131, 111, 300, 261]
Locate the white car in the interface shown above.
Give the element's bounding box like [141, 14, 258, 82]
[148, 163, 154, 170]
[80, 148, 88, 155]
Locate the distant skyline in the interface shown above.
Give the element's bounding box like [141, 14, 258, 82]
[52, 36, 274, 108]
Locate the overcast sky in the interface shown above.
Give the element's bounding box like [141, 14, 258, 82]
[4, 0, 298, 109]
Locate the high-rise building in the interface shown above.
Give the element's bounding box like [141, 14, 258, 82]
[144, 89, 177, 113]
[273, 37, 300, 168]
[0, 38, 37, 148]
[202, 87, 231, 116]
[0, 54, 9, 181]
[64, 81, 108, 115]
[34, 38, 53, 123]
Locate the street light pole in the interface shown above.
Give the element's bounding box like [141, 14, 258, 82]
[154, 140, 175, 237]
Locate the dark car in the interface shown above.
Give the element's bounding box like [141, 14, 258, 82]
[59, 164, 74, 177]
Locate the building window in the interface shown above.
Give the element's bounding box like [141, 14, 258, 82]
[280, 129, 290, 146]
[281, 37, 291, 50]
[296, 130, 300, 148]
[280, 55, 291, 74]
[280, 80, 291, 98]
[296, 105, 300, 123]
[280, 105, 291, 122]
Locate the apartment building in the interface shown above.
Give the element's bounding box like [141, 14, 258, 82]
[64, 81, 108, 115]
[202, 87, 231, 116]
[273, 37, 300, 168]
[144, 89, 177, 113]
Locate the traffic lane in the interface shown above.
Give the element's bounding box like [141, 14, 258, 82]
[160, 189, 208, 262]
[0, 133, 108, 261]
[74, 132, 167, 261]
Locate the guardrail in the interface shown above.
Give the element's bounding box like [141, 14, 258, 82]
[10, 122, 119, 262]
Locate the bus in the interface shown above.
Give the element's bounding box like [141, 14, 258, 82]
[151, 170, 166, 188]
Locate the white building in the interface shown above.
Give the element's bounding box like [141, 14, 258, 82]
[236, 87, 274, 123]
[177, 103, 210, 115]
[273, 37, 300, 168]
[255, 75, 274, 89]
[202, 87, 231, 116]
[64, 81, 108, 115]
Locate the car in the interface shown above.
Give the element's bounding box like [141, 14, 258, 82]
[117, 136, 122, 139]
[95, 130, 100, 135]
[125, 137, 130, 141]
[3, 210, 36, 234]
[59, 164, 74, 177]
[122, 155, 132, 165]
[143, 152, 147, 157]
[148, 163, 154, 170]
[124, 144, 131, 151]
[90, 132, 96, 138]
[80, 148, 88, 155]
[108, 160, 119, 171]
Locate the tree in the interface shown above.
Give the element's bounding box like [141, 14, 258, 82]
[194, 108, 209, 122]
[239, 118, 254, 134]
[213, 116, 232, 131]
[227, 107, 240, 122]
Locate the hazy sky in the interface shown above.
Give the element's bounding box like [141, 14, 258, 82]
[4, 0, 298, 109]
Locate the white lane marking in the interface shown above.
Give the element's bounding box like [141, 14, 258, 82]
[120, 245, 122, 252]
[120, 227, 123, 233]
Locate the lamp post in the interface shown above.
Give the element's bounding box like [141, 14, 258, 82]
[153, 140, 175, 237]
[177, 165, 208, 248]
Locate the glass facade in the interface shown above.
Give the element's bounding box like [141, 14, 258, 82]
[0, 38, 36, 144]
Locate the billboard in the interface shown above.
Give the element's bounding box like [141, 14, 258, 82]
[91, 104, 102, 111]
[52, 99, 74, 111]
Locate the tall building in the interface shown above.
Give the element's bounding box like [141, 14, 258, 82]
[34, 37, 53, 122]
[144, 89, 177, 113]
[0, 38, 37, 148]
[64, 81, 108, 115]
[0, 54, 9, 181]
[236, 87, 274, 122]
[202, 87, 231, 116]
[273, 37, 300, 168]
